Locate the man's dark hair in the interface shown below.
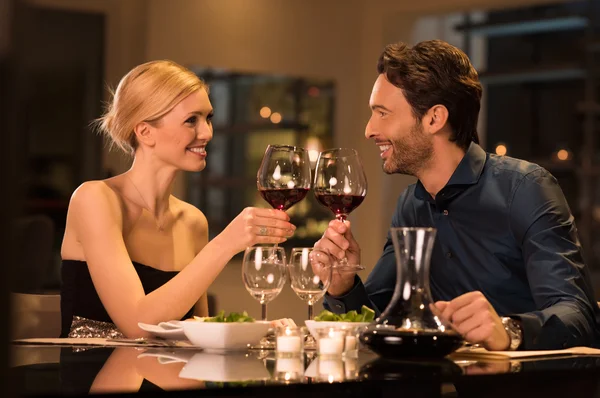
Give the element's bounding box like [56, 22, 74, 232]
[377, 40, 482, 150]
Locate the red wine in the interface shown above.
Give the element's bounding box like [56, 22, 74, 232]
[360, 329, 463, 358]
[259, 188, 309, 211]
[314, 192, 365, 217]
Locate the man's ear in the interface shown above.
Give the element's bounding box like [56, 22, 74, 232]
[423, 104, 449, 135]
[133, 122, 156, 147]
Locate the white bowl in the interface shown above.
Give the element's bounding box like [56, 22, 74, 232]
[179, 352, 270, 382]
[304, 320, 370, 339]
[182, 321, 271, 351]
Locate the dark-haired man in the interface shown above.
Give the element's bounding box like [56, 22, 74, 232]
[316, 40, 600, 351]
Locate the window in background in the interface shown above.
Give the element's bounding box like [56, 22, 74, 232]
[458, 0, 600, 270]
[187, 69, 336, 250]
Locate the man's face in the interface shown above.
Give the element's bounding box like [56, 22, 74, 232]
[365, 74, 433, 176]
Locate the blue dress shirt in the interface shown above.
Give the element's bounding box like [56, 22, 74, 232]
[325, 142, 600, 350]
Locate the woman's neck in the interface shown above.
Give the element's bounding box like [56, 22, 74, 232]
[125, 154, 178, 220]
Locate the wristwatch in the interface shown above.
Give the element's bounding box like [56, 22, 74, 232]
[501, 317, 523, 351]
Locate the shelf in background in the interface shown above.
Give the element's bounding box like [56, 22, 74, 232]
[527, 158, 577, 173]
[480, 65, 586, 85]
[577, 102, 600, 115]
[213, 121, 310, 135]
[588, 40, 600, 53]
[456, 15, 588, 37]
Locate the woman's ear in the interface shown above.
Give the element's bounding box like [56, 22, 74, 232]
[423, 104, 449, 135]
[133, 122, 156, 148]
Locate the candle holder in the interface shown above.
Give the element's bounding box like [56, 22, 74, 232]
[276, 326, 306, 357]
[343, 327, 360, 358]
[316, 327, 346, 357]
[274, 356, 305, 383]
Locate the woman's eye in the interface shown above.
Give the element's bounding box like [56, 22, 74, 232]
[207, 113, 214, 124]
[185, 116, 197, 125]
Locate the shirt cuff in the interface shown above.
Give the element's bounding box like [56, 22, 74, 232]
[510, 312, 571, 350]
[323, 275, 370, 314]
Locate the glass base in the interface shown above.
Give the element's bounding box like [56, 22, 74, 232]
[250, 332, 276, 350]
[333, 264, 366, 272]
[304, 333, 317, 350]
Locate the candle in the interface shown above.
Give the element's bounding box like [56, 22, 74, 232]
[318, 336, 344, 355]
[277, 335, 302, 353]
[344, 335, 357, 352]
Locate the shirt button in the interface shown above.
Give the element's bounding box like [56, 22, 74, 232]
[335, 304, 342, 309]
[446, 252, 453, 258]
[443, 210, 449, 216]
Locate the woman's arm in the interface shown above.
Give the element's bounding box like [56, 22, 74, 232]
[70, 181, 293, 338]
[90, 348, 143, 394]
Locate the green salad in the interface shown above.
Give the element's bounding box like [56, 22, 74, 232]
[203, 310, 255, 323]
[314, 305, 375, 322]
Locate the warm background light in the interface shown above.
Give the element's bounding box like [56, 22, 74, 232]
[270, 112, 282, 124]
[305, 136, 323, 164]
[495, 144, 507, 156]
[259, 106, 272, 118]
[557, 149, 569, 161]
[308, 86, 320, 97]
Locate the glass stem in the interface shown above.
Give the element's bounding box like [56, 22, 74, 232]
[308, 303, 313, 320]
[262, 303, 268, 321]
[335, 214, 349, 265]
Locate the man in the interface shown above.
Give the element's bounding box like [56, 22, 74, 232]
[316, 40, 600, 351]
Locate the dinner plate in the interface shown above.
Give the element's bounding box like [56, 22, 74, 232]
[138, 321, 187, 340]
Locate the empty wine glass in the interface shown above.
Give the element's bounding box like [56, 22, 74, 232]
[242, 246, 287, 321]
[288, 247, 333, 321]
[242, 245, 287, 349]
[288, 247, 334, 349]
[314, 148, 367, 271]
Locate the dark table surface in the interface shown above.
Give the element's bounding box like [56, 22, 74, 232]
[9, 343, 600, 398]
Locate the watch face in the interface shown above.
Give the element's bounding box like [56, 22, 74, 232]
[503, 318, 522, 350]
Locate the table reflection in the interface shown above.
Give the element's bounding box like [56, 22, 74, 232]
[11, 344, 600, 396]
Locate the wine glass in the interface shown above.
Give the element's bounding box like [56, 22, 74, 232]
[289, 247, 334, 349]
[288, 247, 333, 321]
[257, 145, 312, 212]
[242, 246, 287, 322]
[313, 148, 367, 271]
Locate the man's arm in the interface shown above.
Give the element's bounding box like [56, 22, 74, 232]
[510, 168, 600, 349]
[324, 240, 395, 315]
[323, 189, 413, 315]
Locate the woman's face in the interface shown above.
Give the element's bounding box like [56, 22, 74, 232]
[150, 88, 214, 172]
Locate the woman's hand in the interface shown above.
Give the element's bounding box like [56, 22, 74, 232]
[219, 207, 296, 254]
[270, 318, 297, 328]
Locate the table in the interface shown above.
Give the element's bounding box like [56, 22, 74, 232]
[9, 343, 600, 397]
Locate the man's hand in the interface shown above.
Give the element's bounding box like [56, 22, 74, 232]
[314, 219, 361, 296]
[435, 291, 510, 351]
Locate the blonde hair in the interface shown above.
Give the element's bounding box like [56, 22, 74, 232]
[96, 60, 207, 155]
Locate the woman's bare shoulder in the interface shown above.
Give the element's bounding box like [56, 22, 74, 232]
[69, 179, 125, 218]
[171, 197, 208, 228]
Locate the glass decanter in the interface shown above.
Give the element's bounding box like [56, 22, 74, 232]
[359, 227, 464, 358]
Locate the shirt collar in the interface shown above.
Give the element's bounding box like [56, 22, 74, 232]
[414, 142, 487, 201]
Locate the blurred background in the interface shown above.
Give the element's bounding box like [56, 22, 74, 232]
[3, 0, 600, 337]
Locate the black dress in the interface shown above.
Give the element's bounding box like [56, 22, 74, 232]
[60, 260, 195, 338]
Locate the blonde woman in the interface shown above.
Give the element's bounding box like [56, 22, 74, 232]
[60, 60, 295, 339]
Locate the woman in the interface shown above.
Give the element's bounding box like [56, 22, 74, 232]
[60, 60, 295, 338]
